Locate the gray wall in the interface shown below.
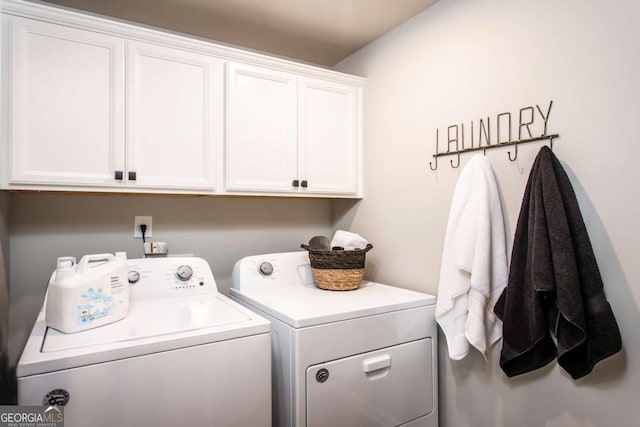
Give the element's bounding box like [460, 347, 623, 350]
[334, 0, 638, 425]
[0, 191, 10, 402]
[8, 193, 332, 366]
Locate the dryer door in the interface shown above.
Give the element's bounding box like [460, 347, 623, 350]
[306, 338, 433, 427]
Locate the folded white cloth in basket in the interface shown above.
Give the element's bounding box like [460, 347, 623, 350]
[330, 230, 369, 250]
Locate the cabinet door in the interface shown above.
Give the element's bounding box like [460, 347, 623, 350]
[8, 16, 125, 186]
[298, 77, 359, 195]
[127, 41, 221, 190]
[226, 63, 298, 192]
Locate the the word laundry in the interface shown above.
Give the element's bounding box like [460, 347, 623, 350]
[436, 100, 554, 153]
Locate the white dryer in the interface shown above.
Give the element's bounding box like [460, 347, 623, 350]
[18, 257, 271, 427]
[231, 251, 438, 427]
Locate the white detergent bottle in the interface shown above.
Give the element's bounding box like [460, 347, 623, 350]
[45, 252, 130, 333]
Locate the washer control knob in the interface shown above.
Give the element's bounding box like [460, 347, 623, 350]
[128, 270, 140, 284]
[258, 262, 274, 276]
[176, 265, 193, 281]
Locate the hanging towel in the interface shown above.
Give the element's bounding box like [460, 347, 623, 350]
[494, 146, 621, 379]
[436, 154, 508, 361]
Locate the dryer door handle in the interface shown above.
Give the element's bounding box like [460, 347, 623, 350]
[362, 354, 391, 373]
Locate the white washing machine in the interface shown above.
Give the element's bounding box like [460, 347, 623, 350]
[230, 251, 438, 427]
[18, 257, 271, 427]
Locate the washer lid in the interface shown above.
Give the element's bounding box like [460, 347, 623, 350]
[231, 281, 436, 328]
[42, 294, 251, 352]
[18, 294, 270, 377]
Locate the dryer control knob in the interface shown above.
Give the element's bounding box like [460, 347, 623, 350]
[176, 265, 193, 281]
[128, 270, 140, 284]
[258, 262, 274, 276]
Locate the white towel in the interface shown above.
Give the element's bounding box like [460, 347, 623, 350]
[435, 155, 508, 361]
[331, 230, 369, 250]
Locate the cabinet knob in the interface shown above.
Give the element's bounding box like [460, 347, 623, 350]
[292, 179, 300, 188]
[114, 171, 123, 180]
[128, 171, 137, 181]
[301, 180, 308, 188]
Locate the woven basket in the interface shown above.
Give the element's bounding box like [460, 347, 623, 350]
[301, 243, 373, 291]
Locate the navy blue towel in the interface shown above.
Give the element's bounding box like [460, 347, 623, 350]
[494, 146, 621, 379]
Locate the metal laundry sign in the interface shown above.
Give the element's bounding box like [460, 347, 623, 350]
[429, 100, 559, 170]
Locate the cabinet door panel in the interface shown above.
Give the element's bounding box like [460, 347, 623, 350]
[9, 17, 125, 186]
[127, 41, 220, 190]
[299, 77, 358, 194]
[226, 63, 297, 192]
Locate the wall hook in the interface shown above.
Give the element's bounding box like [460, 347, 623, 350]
[508, 143, 518, 161]
[429, 129, 440, 170]
[450, 151, 461, 168]
[549, 136, 555, 151]
[429, 157, 438, 170]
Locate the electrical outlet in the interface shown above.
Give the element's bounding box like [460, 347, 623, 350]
[134, 216, 152, 238]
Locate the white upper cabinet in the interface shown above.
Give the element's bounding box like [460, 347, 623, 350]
[127, 41, 221, 190]
[1, 0, 364, 197]
[298, 77, 358, 195]
[7, 16, 125, 186]
[225, 62, 298, 192]
[226, 63, 361, 196]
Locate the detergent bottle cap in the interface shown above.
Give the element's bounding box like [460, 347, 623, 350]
[55, 256, 77, 279]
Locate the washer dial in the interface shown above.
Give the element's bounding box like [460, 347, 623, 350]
[128, 270, 140, 284]
[258, 262, 274, 276]
[176, 265, 193, 281]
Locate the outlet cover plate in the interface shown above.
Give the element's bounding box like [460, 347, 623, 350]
[134, 216, 152, 238]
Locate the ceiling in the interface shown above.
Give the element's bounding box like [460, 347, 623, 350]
[38, 0, 439, 66]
